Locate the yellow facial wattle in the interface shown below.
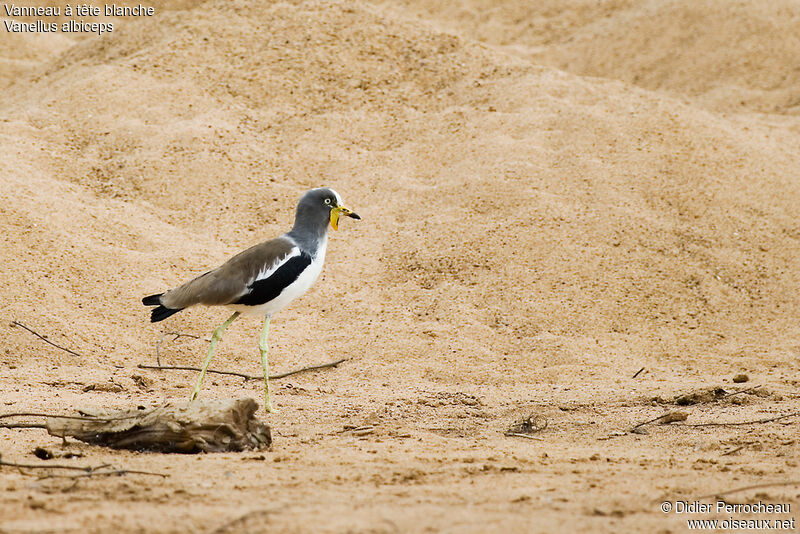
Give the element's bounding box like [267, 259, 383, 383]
[330, 208, 341, 230]
[329, 205, 359, 230]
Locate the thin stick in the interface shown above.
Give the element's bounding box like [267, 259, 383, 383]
[671, 384, 761, 405]
[40, 468, 168, 479]
[270, 358, 346, 379]
[155, 333, 167, 367]
[720, 445, 746, 456]
[139, 364, 257, 380]
[137, 358, 347, 381]
[0, 411, 156, 432]
[719, 385, 761, 400]
[0, 459, 141, 477]
[10, 320, 82, 358]
[679, 411, 800, 428]
[504, 432, 544, 441]
[632, 367, 645, 379]
[156, 331, 200, 366]
[167, 332, 200, 341]
[697, 481, 800, 500]
[136, 363, 264, 380]
[0, 412, 141, 422]
[0, 423, 46, 429]
[0, 459, 168, 478]
[1, 459, 106, 473]
[630, 413, 675, 431]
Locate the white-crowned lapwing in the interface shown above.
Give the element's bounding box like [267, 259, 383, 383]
[142, 187, 360, 412]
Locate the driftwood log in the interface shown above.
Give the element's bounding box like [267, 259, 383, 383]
[46, 398, 271, 453]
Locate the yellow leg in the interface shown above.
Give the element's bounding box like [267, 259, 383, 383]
[190, 311, 240, 401]
[259, 315, 273, 413]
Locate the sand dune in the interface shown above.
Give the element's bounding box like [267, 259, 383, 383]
[389, 0, 800, 114]
[1, 1, 798, 532]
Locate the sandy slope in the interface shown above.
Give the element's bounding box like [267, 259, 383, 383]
[387, 0, 800, 115]
[1, 0, 798, 532]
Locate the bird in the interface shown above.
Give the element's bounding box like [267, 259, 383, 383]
[142, 187, 360, 412]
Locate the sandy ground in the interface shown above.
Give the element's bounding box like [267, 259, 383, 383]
[1, 0, 799, 532]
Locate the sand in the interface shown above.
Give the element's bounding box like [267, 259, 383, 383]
[0, 0, 798, 532]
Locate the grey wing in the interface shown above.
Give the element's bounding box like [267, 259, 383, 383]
[160, 236, 297, 309]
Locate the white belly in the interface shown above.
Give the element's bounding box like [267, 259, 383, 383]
[228, 243, 326, 317]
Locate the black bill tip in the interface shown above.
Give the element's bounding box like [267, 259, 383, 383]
[348, 212, 361, 220]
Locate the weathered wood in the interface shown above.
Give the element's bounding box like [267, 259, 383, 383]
[46, 398, 271, 453]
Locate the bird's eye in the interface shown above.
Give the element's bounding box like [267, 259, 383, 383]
[324, 198, 331, 205]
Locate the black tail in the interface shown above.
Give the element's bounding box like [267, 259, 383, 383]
[142, 293, 163, 306]
[150, 305, 183, 322]
[142, 293, 183, 323]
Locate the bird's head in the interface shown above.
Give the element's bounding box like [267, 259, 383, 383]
[295, 187, 360, 231]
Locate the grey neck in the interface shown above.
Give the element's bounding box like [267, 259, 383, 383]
[286, 210, 329, 255]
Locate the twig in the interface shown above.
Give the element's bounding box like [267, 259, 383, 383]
[0, 411, 155, 430]
[630, 411, 687, 432]
[632, 367, 645, 379]
[0, 412, 140, 422]
[1, 459, 99, 472]
[270, 359, 346, 379]
[155, 333, 166, 366]
[630, 415, 666, 432]
[719, 385, 761, 400]
[138, 364, 257, 380]
[39, 468, 168, 480]
[1, 412, 112, 421]
[10, 320, 82, 358]
[504, 432, 544, 441]
[136, 363, 264, 380]
[166, 332, 200, 340]
[679, 411, 799, 428]
[0, 458, 168, 478]
[0, 423, 46, 429]
[506, 414, 548, 436]
[137, 358, 347, 381]
[155, 331, 200, 366]
[697, 481, 800, 500]
[720, 445, 747, 456]
[671, 384, 762, 406]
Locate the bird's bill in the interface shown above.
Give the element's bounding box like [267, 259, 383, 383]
[330, 206, 360, 230]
